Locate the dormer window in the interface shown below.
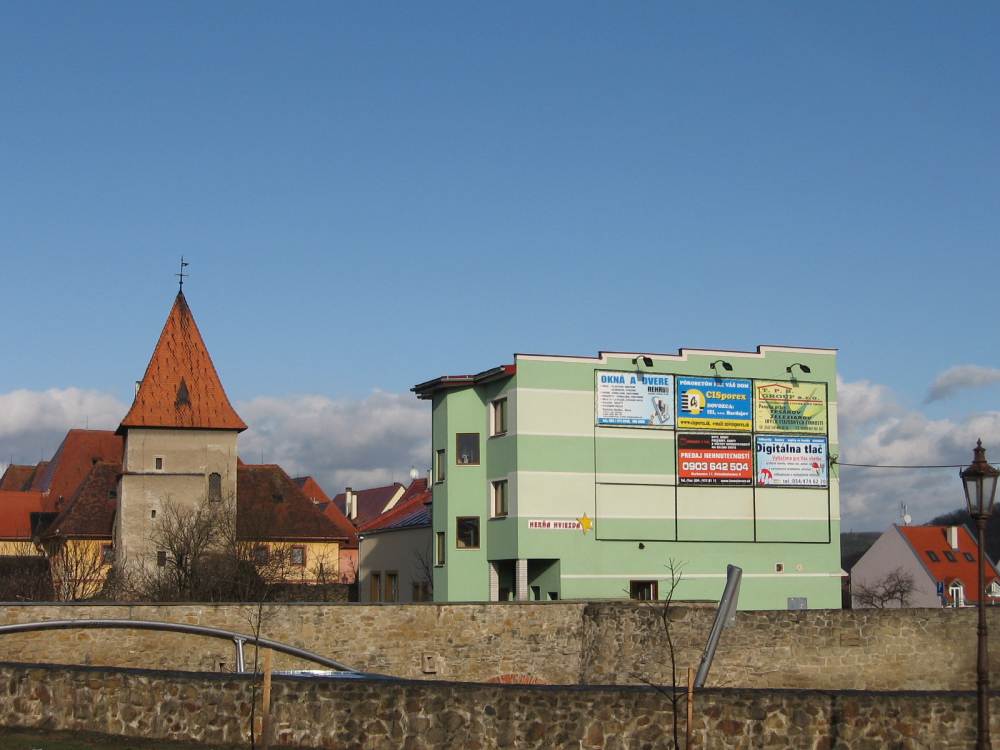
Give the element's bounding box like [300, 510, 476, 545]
[949, 582, 965, 608]
[926, 551, 940, 562]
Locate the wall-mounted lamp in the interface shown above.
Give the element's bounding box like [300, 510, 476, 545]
[638, 542, 645, 550]
[710, 359, 733, 375]
[786, 362, 812, 375]
[632, 355, 654, 368]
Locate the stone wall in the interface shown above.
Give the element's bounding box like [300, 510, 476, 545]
[0, 602, 995, 690]
[578, 603, 1000, 690]
[0, 661, 997, 749]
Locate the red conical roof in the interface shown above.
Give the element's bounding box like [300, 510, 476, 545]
[118, 292, 247, 432]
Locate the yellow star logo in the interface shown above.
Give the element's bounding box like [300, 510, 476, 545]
[577, 513, 593, 534]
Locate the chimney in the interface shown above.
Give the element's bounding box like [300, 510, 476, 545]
[345, 487, 356, 520]
[949, 526, 960, 551]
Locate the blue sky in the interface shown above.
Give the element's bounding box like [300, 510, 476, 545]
[1, 3, 998, 527]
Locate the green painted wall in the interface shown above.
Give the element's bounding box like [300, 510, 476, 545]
[426, 347, 841, 610]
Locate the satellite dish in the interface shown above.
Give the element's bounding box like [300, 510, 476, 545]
[903, 514, 912, 526]
[409, 466, 419, 480]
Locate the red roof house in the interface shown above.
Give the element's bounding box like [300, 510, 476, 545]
[852, 524, 1000, 608]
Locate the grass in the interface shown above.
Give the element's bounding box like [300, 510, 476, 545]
[0, 728, 244, 750]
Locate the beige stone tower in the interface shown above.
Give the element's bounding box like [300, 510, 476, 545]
[114, 292, 247, 568]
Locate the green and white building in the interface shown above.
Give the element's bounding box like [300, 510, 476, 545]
[413, 346, 842, 609]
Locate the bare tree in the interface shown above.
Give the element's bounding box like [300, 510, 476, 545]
[629, 559, 687, 749]
[853, 567, 916, 608]
[47, 539, 110, 601]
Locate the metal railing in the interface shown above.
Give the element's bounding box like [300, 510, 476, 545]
[0, 619, 358, 674]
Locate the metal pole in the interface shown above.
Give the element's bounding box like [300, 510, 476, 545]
[694, 565, 742, 688]
[234, 637, 246, 674]
[977, 515, 991, 750]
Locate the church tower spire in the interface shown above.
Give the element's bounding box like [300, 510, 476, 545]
[118, 291, 246, 433]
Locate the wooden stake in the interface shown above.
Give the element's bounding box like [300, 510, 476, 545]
[261, 648, 273, 750]
[686, 666, 695, 749]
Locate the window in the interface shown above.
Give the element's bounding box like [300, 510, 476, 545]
[964, 552, 976, 562]
[926, 551, 940, 562]
[208, 473, 222, 502]
[630, 580, 658, 601]
[156, 550, 167, 568]
[385, 572, 399, 602]
[491, 480, 509, 518]
[290, 546, 306, 566]
[154, 456, 163, 471]
[107, 488, 117, 500]
[370, 572, 382, 602]
[435, 532, 446, 566]
[101, 545, 114, 564]
[151, 509, 157, 519]
[412, 581, 432, 602]
[435, 450, 446, 483]
[456, 517, 480, 549]
[944, 550, 957, 562]
[491, 398, 508, 436]
[456, 433, 480, 465]
[253, 545, 270, 565]
[949, 582, 965, 608]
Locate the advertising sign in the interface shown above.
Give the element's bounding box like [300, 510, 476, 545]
[675, 377, 752, 430]
[754, 381, 827, 435]
[756, 436, 828, 487]
[595, 371, 674, 428]
[678, 433, 753, 485]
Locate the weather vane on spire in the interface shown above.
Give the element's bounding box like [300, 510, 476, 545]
[176, 256, 190, 292]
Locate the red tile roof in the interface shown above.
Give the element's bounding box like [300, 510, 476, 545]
[0, 491, 45, 539]
[332, 483, 405, 527]
[359, 478, 431, 533]
[42, 461, 120, 539]
[119, 292, 247, 433]
[897, 524, 1000, 604]
[0, 465, 37, 492]
[37, 430, 123, 513]
[27, 461, 49, 491]
[237, 465, 353, 542]
[294, 476, 332, 504]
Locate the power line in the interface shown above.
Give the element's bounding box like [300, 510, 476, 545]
[833, 460, 962, 469]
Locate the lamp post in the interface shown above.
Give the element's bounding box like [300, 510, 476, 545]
[961, 439, 1000, 749]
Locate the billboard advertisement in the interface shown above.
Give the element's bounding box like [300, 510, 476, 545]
[678, 433, 753, 485]
[756, 436, 828, 487]
[675, 377, 752, 430]
[595, 371, 674, 428]
[754, 381, 827, 435]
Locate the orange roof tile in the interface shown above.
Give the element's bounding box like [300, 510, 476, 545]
[38, 430, 123, 512]
[897, 524, 1000, 604]
[119, 292, 246, 433]
[294, 476, 332, 504]
[0, 465, 36, 492]
[0, 491, 45, 539]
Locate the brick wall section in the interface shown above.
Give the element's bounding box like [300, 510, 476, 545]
[0, 602, 996, 689]
[1, 661, 998, 749]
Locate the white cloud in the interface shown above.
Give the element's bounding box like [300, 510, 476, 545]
[0, 388, 128, 467]
[837, 376, 1000, 530]
[926, 365, 1000, 403]
[236, 391, 430, 493]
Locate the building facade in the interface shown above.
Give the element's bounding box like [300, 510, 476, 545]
[851, 524, 1000, 608]
[414, 346, 842, 609]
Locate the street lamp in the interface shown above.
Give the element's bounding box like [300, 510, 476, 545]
[960, 439, 1000, 750]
